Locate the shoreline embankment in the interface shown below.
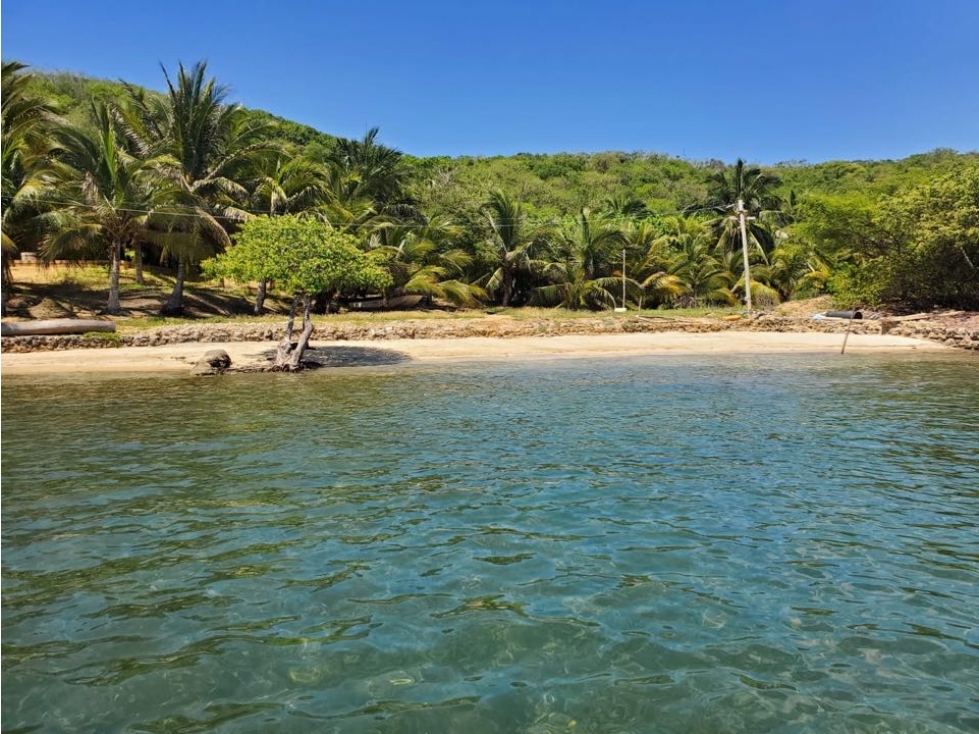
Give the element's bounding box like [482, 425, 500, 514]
[1, 314, 975, 376]
[2, 313, 978, 354]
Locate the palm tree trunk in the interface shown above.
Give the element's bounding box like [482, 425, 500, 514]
[1, 257, 12, 316]
[107, 241, 122, 313]
[254, 279, 268, 314]
[133, 242, 145, 285]
[163, 257, 186, 315]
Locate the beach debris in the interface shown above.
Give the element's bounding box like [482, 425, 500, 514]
[885, 310, 962, 322]
[190, 348, 232, 375]
[812, 310, 862, 321]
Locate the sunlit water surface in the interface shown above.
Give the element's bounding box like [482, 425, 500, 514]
[2, 353, 978, 733]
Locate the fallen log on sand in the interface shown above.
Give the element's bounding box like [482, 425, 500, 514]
[1, 319, 116, 337]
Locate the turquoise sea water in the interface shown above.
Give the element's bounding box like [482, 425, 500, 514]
[2, 352, 978, 733]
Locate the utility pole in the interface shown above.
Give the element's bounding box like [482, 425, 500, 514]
[615, 248, 627, 312]
[622, 249, 627, 308]
[736, 198, 752, 312]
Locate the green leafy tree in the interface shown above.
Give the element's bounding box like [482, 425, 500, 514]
[786, 192, 882, 305]
[792, 193, 880, 262]
[246, 154, 329, 312]
[205, 215, 391, 370]
[871, 166, 979, 308]
[801, 166, 979, 309]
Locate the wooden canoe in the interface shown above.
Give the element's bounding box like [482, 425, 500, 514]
[1, 319, 116, 336]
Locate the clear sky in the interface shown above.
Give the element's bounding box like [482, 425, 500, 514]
[3, 0, 977, 163]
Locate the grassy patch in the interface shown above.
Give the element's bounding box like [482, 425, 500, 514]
[313, 309, 485, 324]
[9, 261, 749, 330]
[81, 331, 121, 344]
[485, 306, 742, 320]
[488, 307, 608, 321]
[634, 306, 742, 318]
[113, 313, 290, 334]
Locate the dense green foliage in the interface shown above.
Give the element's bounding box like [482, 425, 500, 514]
[2, 61, 63, 309]
[4, 62, 978, 314]
[206, 215, 390, 299]
[819, 166, 979, 309]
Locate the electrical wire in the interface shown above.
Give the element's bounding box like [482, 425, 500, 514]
[0, 193, 725, 227]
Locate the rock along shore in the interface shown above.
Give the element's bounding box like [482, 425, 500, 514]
[2, 314, 977, 354]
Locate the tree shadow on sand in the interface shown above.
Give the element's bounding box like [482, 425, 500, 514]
[261, 345, 411, 369]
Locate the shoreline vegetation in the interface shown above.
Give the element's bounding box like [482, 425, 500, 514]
[3, 60, 978, 372]
[2, 265, 978, 374]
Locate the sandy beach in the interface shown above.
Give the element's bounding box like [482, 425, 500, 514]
[0, 331, 951, 376]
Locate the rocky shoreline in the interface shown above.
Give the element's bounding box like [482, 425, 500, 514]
[2, 313, 978, 354]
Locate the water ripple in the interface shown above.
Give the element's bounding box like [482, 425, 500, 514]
[2, 353, 978, 732]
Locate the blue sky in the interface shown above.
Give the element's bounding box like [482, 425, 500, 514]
[3, 0, 977, 163]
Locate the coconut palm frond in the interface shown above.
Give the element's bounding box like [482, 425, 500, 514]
[438, 279, 487, 307]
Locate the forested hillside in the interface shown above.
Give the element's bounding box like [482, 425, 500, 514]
[5, 62, 978, 316]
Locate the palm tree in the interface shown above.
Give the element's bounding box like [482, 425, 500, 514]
[326, 127, 413, 216]
[249, 155, 325, 216]
[478, 190, 548, 307]
[565, 208, 624, 282]
[1, 61, 63, 310]
[668, 220, 737, 307]
[535, 208, 626, 310]
[531, 259, 623, 310]
[318, 162, 379, 231]
[126, 61, 275, 314]
[246, 154, 328, 312]
[706, 159, 786, 248]
[626, 219, 686, 310]
[368, 216, 486, 307]
[719, 248, 780, 307]
[602, 193, 650, 222]
[702, 159, 788, 304]
[767, 238, 830, 301]
[44, 101, 169, 312]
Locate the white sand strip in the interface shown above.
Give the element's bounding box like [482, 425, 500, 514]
[0, 331, 950, 377]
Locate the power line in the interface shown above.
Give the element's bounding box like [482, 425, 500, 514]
[0, 194, 722, 227]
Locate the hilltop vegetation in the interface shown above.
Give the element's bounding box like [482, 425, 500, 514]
[4, 61, 978, 327]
